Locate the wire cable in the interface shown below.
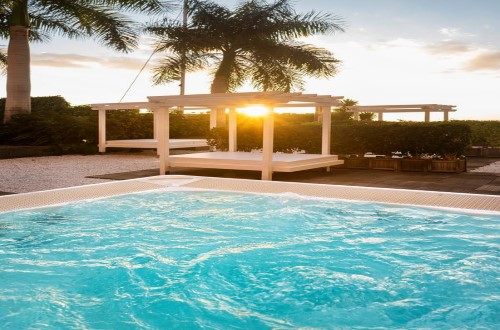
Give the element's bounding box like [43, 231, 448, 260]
[118, 47, 158, 103]
[118, 2, 184, 103]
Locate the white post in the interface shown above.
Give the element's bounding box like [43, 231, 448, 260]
[321, 106, 332, 172]
[378, 112, 384, 121]
[228, 108, 237, 152]
[153, 109, 160, 155]
[315, 106, 322, 122]
[153, 109, 159, 139]
[262, 107, 274, 181]
[157, 108, 170, 175]
[98, 109, 106, 153]
[321, 106, 331, 155]
[443, 111, 449, 121]
[210, 109, 217, 129]
[353, 112, 360, 121]
[425, 111, 430, 122]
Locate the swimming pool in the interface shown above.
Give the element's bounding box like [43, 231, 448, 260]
[1, 188, 499, 328]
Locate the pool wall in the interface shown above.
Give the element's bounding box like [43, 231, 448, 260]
[1, 175, 499, 214]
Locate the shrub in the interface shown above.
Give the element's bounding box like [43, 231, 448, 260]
[331, 122, 471, 157]
[0, 96, 211, 154]
[208, 118, 472, 158]
[457, 120, 500, 147]
[0, 99, 98, 153]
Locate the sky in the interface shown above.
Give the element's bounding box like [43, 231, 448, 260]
[1, 0, 499, 121]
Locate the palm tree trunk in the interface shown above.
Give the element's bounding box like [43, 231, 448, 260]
[4, 1, 31, 124]
[4, 26, 31, 123]
[210, 52, 236, 127]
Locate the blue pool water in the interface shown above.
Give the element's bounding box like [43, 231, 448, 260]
[0, 191, 499, 329]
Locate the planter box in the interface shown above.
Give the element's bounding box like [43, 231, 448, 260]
[370, 158, 399, 171]
[430, 159, 466, 173]
[400, 159, 429, 172]
[340, 157, 466, 173]
[343, 158, 370, 169]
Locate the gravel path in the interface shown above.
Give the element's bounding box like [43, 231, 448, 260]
[1, 154, 499, 194]
[0, 154, 158, 193]
[470, 160, 500, 174]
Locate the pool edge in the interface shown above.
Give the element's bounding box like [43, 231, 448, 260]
[1, 175, 499, 214]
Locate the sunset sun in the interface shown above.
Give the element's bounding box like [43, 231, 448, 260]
[239, 105, 269, 117]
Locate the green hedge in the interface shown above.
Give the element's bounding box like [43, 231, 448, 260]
[208, 119, 472, 157]
[0, 96, 210, 153]
[2, 96, 495, 155]
[331, 122, 471, 156]
[457, 120, 500, 147]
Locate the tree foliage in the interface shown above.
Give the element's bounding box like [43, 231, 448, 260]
[147, 0, 345, 93]
[0, 0, 173, 52]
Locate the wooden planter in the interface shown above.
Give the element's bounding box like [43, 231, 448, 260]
[341, 158, 466, 173]
[343, 158, 370, 168]
[400, 159, 429, 172]
[370, 158, 399, 171]
[430, 159, 466, 173]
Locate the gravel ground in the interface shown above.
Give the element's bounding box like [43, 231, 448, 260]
[0, 154, 158, 193]
[1, 154, 499, 194]
[470, 160, 500, 173]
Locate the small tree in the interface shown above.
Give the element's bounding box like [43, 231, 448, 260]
[332, 98, 357, 122]
[359, 112, 374, 121]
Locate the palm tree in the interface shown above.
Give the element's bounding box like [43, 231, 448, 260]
[1, 0, 173, 123]
[147, 0, 345, 126]
[332, 98, 357, 122]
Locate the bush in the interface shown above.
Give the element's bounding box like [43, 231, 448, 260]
[333, 122, 472, 157]
[208, 118, 472, 158]
[457, 120, 500, 147]
[0, 98, 98, 153]
[0, 96, 211, 153]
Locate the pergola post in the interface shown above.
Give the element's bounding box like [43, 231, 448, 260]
[157, 108, 170, 175]
[262, 107, 274, 181]
[314, 106, 322, 122]
[443, 110, 449, 121]
[98, 109, 106, 153]
[210, 109, 217, 129]
[153, 110, 159, 139]
[153, 110, 160, 155]
[378, 112, 384, 121]
[424, 111, 430, 122]
[321, 106, 331, 155]
[228, 108, 237, 152]
[321, 106, 332, 172]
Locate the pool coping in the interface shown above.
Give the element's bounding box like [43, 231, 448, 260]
[0, 175, 499, 214]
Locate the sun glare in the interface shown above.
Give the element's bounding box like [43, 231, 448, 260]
[239, 106, 269, 117]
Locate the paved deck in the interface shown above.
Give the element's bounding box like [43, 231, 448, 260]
[88, 158, 500, 195]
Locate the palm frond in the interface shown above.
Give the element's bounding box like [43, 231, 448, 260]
[249, 41, 340, 77]
[152, 52, 212, 85]
[148, 0, 344, 92]
[100, 0, 175, 15]
[28, 13, 84, 41]
[30, 0, 139, 52]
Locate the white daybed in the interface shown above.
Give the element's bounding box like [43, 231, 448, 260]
[92, 92, 345, 180]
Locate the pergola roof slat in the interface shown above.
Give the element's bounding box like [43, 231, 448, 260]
[91, 92, 346, 111]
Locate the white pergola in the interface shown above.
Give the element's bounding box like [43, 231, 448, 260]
[92, 92, 345, 180]
[347, 104, 457, 122]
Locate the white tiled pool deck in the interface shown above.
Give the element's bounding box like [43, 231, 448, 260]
[1, 176, 499, 214]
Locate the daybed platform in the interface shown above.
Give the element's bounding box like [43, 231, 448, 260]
[169, 151, 344, 172]
[104, 139, 208, 149]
